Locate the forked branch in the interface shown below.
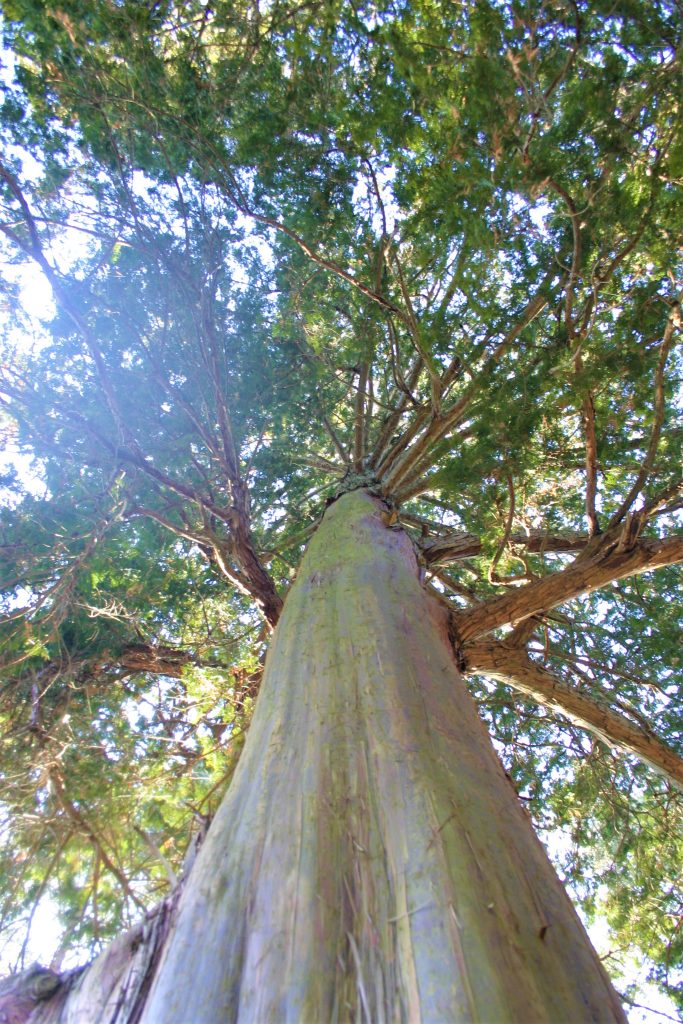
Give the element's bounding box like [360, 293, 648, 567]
[378, 271, 555, 496]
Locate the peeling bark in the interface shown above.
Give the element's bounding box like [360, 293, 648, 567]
[17, 895, 178, 1024]
[0, 965, 61, 1023]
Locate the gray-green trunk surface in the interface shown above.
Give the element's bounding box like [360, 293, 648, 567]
[32, 490, 625, 1023]
[139, 490, 624, 1022]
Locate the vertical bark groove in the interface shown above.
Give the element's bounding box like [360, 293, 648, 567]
[24, 491, 626, 1023]
[136, 490, 624, 1023]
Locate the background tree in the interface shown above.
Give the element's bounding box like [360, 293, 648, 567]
[0, 0, 681, 1018]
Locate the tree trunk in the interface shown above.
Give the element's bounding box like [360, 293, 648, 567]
[22, 489, 625, 1023]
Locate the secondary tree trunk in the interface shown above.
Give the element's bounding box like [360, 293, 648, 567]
[21, 489, 625, 1022]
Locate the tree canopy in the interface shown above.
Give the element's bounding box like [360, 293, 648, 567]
[0, 0, 681, 1014]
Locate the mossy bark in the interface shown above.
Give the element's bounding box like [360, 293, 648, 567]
[26, 489, 625, 1022]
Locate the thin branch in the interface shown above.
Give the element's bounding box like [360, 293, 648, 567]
[367, 350, 423, 469]
[609, 301, 681, 528]
[428, 568, 481, 605]
[364, 361, 375, 459]
[520, 1, 581, 162]
[363, 157, 389, 240]
[353, 362, 368, 471]
[374, 400, 433, 483]
[0, 162, 282, 625]
[319, 408, 351, 466]
[582, 393, 600, 537]
[390, 251, 441, 412]
[48, 769, 146, 910]
[546, 177, 581, 343]
[549, 265, 602, 533]
[488, 473, 516, 583]
[212, 163, 407, 320]
[379, 274, 554, 496]
[388, 426, 474, 504]
[133, 826, 179, 887]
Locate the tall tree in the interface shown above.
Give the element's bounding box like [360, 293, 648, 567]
[0, 0, 681, 1019]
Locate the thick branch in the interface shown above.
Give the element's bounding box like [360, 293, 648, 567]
[418, 528, 587, 565]
[463, 640, 683, 789]
[455, 533, 683, 642]
[7, 644, 196, 701]
[113, 643, 193, 679]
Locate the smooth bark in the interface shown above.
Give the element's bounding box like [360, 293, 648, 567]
[140, 490, 623, 1022]
[18, 490, 626, 1022]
